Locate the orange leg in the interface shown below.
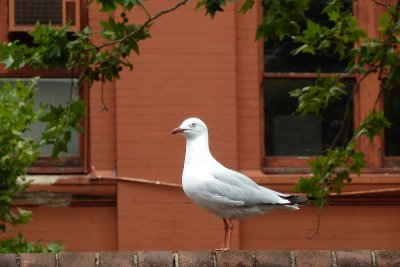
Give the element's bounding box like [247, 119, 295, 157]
[225, 218, 234, 250]
[216, 218, 234, 251]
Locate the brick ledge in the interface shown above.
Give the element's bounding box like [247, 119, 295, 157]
[1, 250, 399, 266]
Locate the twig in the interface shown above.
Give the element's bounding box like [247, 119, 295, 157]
[372, 0, 391, 9]
[138, 0, 151, 20]
[308, 209, 321, 239]
[330, 70, 372, 149]
[95, 0, 190, 51]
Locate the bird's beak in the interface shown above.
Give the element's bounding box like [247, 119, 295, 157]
[171, 127, 186, 134]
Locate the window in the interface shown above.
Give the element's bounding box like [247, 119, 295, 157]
[0, 0, 88, 173]
[263, 0, 354, 172]
[0, 77, 88, 173]
[8, 0, 81, 32]
[262, 0, 400, 172]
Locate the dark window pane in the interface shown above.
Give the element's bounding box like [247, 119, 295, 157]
[264, 78, 354, 156]
[66, 2, 76, 26]
[264, 0, 352, 73]
[264, 38, 350, 73]
[15, 0, 62, 25]
[384, 86, 400, 156]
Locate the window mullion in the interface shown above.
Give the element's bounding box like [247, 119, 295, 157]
[356, 74, 384, 169]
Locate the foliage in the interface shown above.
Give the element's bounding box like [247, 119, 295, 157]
[290, 75, 347, 116]
[280, 0, 398, 209]
[0, 79, 39, 233]
[0, 79, 68, 251]
[1, 0, 399, 246]
[255, 0, 400, 230]
[0, 234, 63, 253]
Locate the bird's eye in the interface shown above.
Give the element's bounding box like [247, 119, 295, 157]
[191, 123, 196, 128]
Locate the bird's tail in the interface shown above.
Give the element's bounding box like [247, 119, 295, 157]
[282, 195, 315, 205]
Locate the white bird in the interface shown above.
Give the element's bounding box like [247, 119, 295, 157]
[172, 117, 310, 251]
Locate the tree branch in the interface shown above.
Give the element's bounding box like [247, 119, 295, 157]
[372, 0, 391, 9]
[95, 0, 190, 50]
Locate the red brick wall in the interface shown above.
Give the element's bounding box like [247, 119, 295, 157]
[114, 1, 242, 181]
[88, 1, 265, 180]
[117, 182, 400, 251]
[88, 1, 117, 171]
[117, 182, 239, 251]
[235, 2, 264, 170]
[5, 206, 117, 252]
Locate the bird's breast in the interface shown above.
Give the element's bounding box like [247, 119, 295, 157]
[182, 164, 212, 199]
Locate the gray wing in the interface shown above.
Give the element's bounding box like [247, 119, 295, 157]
[207, 163, 290, 206]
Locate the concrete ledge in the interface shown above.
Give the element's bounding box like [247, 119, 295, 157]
[0, 250, 399, 266]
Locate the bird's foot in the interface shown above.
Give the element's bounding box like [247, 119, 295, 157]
[214, 247, 230, 252]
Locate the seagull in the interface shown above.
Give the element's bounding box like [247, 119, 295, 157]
[172, 117, 311, 251]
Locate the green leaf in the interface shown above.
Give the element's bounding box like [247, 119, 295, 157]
[356, 111, 391, 141]
[122, 0, 141, 10]
[292, 44, 315, 55]
[16, 208, 33, 225]
[196, 0, 226, 18]
[97, 0, 117, 12]
[2, 55, 15, 68]
[239, 0, 254, 14]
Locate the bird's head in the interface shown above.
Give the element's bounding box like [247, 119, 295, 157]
[171, 117, 208, 139]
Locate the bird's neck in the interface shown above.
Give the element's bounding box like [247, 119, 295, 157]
[185, 135, 212, 164]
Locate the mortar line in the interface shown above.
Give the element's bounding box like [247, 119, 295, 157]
[330, 251, 337, 267]
[16, 253, 20, 267]
[371, 250, 377, 267]
[173, 252, 179, 267]
[212, 250, 217, 267]
[289, 251, 296, 267]
[133, 252, 138, 267]
[95, 252, 100, 267]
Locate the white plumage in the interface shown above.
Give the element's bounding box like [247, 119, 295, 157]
[172, 117, 307, 250]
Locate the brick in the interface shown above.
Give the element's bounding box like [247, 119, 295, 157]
[136, 251, 173, 267]
[335, 250, 372, 267]
[20, 253, 55, 267]
[58, 252, 95, 267]
[214, 250, 254, 267]
[0, 254, 17, 267]
[375, 250, 400, 267]
[99, 252, 133, 267]
[294, 250, 331, 267]
[178, 251, 214, 267]
[254, 250, 291, 267]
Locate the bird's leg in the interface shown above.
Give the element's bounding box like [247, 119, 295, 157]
[225, 218, 234, 250]
[215, 218, 234, 251]
[223, 218, 229, 249]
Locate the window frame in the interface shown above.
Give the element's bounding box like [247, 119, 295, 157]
[0, 68, 90, 174]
